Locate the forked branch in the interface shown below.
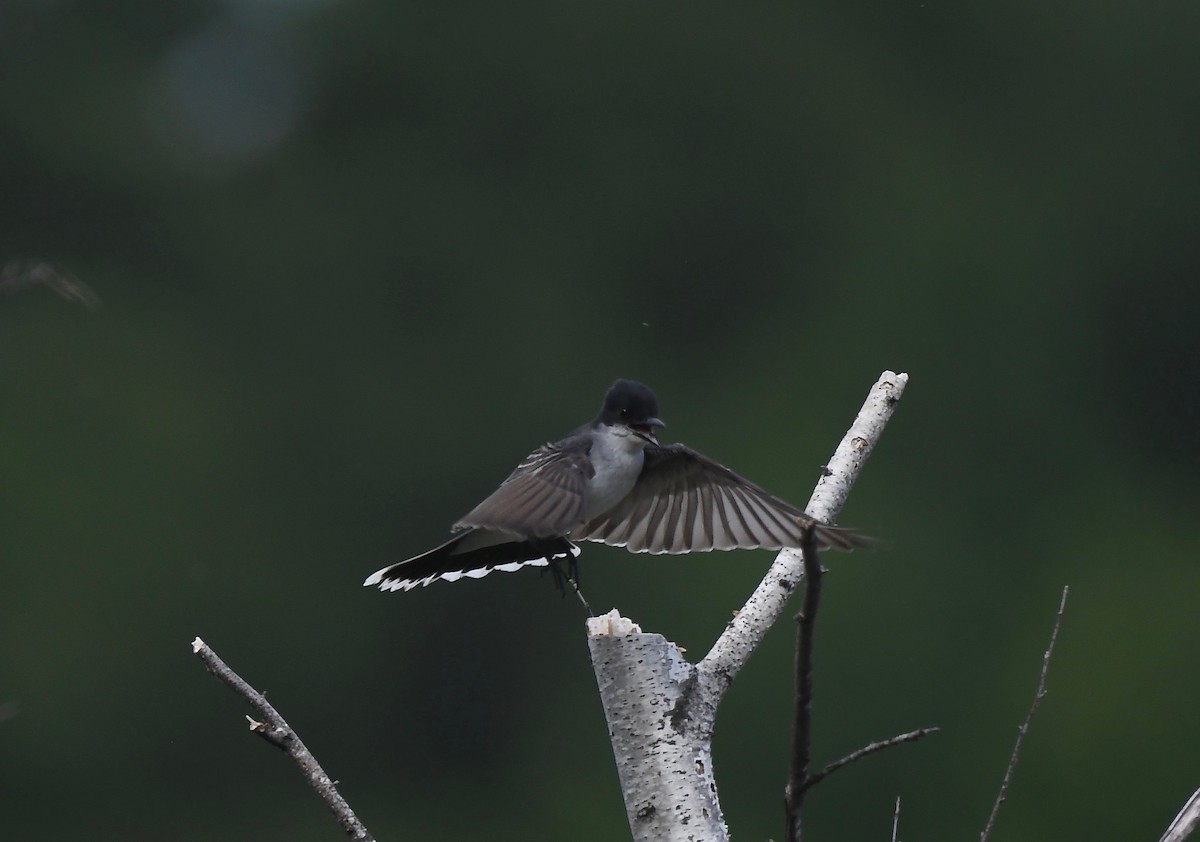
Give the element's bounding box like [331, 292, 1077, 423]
[784, 526, 937, 842]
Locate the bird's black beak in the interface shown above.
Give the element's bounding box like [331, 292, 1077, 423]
[632, 417, 665, 444]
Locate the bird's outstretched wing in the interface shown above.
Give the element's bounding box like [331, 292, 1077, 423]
[575, 443, 867, 553]
[453, 438, 594, 538]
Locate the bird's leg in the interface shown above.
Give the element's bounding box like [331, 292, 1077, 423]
[546, 555, 594, 617]
[544, 559, 567, 594]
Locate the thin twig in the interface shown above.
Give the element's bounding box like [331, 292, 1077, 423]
[1159, 786, 1200, 842]
[192, 637, 376, 842]
[979, 586, 1070, 842]
[891, 796, 901, 842]
[784, 526, 823, 842]
[802, 727, 940, 793]
[562, 571, 594, 616]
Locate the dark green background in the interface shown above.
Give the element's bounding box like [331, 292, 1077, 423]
[3, 2, 1198, 840]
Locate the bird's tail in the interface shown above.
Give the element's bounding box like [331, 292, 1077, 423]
[363, 531, 580, 592]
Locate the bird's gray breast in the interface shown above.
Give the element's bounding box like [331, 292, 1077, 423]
[580, 428, 646, 521]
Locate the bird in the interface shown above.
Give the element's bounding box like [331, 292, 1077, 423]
[363, 378, 869, 594]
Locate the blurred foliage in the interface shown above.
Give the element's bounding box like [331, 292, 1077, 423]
[2, 1, 1199, 840]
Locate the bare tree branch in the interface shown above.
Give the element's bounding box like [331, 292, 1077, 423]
[588, 371, 909, 842]
[192, 637, 376, 842]
[1159, 786, 1200, 842]
[699, 371, 908, 702]
[979, 586, 1070, 842]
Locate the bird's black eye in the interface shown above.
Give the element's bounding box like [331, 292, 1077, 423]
[620, 408, 628, 417]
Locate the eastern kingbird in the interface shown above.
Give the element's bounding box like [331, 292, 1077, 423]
[364, 379, 868, 593]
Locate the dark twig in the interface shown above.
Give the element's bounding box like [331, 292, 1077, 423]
[1158, 786, 1200, 842]
[782, 532, 937, 841]
[192, 637, 376, 842]
[784, 525, 823, 842]
[979, 586, 1069, 842]
[802, 727, 940, 794]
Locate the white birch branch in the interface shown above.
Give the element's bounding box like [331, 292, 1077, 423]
[587, 371, 909, 842]
[1159, 787, 1200, 842]
[589, 613, 725, 841]
[699, 371, 908, 698]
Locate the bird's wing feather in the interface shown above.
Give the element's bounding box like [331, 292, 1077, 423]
[576, 443, 866, 553]
[453, 439, 593, 538]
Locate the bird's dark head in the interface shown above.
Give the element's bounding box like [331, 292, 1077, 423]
[597, 379, 666, 443]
